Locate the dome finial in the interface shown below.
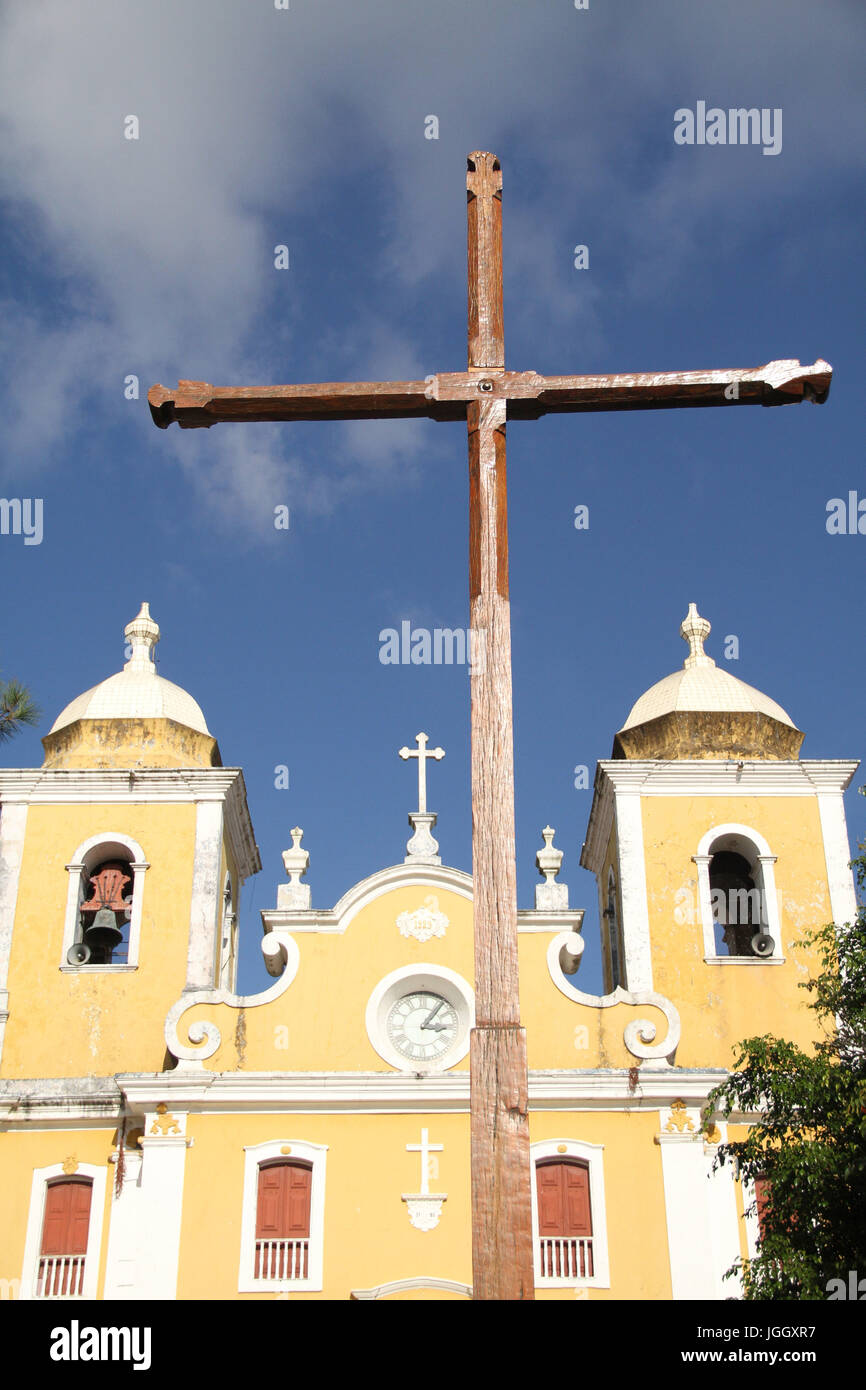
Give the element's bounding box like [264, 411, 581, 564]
[680, 603, 715, 669]
[123, 602, 160, 673]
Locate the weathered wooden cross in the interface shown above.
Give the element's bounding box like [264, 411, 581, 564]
[150, 151, 831, 1300]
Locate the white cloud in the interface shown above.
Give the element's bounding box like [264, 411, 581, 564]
[0, 0, 860, 526]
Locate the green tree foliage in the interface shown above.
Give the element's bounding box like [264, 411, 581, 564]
[706, 838, 866, 1299]
[0, 674, 40, 744]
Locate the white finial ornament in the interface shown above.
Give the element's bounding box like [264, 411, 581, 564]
[535, 826, 569, 909]
[399, 733, 445, 864]
[278, 827, 311, 909]
[680, 602, 715, 670]
[123, 602, 160, 673]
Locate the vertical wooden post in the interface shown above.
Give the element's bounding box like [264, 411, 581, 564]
[467, 151, 535, 1301]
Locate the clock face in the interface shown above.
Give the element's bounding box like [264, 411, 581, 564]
[386, 991, 460, 1062]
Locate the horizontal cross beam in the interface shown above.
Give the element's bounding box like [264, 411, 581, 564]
[148, 358, 832, 429]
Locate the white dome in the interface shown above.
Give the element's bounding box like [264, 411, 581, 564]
[620, 603, 795, 731]
[622, 664, 795, 730]
[49, 603, 211, 737]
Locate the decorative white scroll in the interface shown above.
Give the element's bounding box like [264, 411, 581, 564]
[546, 931, 681, 1064]
[164, 934, 300, 1064]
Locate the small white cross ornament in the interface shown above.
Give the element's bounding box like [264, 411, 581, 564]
[406, 1127, 444, 1194]
[402, 1127, 448, 1231]
[399, 732, 445, 814]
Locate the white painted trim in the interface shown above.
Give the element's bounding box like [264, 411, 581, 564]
[702, 956, 785, 967]
[60, 832, 149, 970]
[365, 964, 475, 1073]
[816, 790, 859, 927]
[351, 1276, 472, 1300]
[0, 801, 28, 1064]
[696, 823, 772, 860]
[238, 1140, 327, 1292]
[530, 1139, 610, 1289]
[134, 1116, 188, 1299]
[704, 1125, 742, 1299]
[613, 793, 653, 991]
[19, 1162, 107, 1300]
[185, 800, 224, 991]
[103, 1148, 145, 1299]
[693, 824, 782, 959]
[658, 1109, 739, 1300]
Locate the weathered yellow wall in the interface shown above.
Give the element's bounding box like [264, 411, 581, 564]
[2, 802, 197, 1077]
[172, 1109, 672, 1300]
[641, 795, 829, 1068]
[177, 1112, 471, 1299]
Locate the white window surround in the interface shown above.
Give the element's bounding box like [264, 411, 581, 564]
[19, 1162, 107, 1300]
[60, 832, 149, 972]
[238, 1140, 327, 1293]
[693, 824, 783, 964]
[365, 963, 475, 1073]
[530, 1139, 610, 1290]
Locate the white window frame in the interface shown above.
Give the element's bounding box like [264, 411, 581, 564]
[60, 832, 149, 972]
[19, 1162, 107, 1300]
[530, 1139, 610, 1290]
[238, 1140, 327, 1293]
[693, 824, 783, 964]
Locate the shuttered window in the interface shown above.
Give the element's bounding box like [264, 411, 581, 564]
[536, 1159, 594, 1279]
[254, 1160, 312, 1280]
[38, 1177, 92, 1297]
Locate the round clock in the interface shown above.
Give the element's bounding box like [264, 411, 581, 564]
[386, 990, 460, 1062]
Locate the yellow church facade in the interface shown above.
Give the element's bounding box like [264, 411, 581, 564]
[0, 602, 858, 1300]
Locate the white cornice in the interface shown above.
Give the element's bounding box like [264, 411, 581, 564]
[0, 766, 249, 802]
[261, 860, 581, 934]
[580, 758, 860, 876]
[0, 766, 260, 880]
[0, 1068, 743, 1120]
[113, 1068, 731, 1113]
[595, 759, 859, 796]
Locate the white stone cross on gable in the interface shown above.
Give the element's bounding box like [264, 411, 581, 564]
[399, 732, 445, 814]
[406, 1128, 444, 1195]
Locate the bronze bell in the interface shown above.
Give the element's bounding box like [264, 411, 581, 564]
[83, 906, 123, 962]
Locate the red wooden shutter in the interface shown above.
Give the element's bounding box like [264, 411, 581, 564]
[255, 1161, 312, 1278]
[39, 1177, 92, 1296]
[536, 1160, 593, 1277]
[41, 1178, 92, 1255]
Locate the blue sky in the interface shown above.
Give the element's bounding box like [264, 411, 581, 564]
[1, 0, 863, 995]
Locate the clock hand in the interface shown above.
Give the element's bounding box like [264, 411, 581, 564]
[420, 1000, 444, 1029]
